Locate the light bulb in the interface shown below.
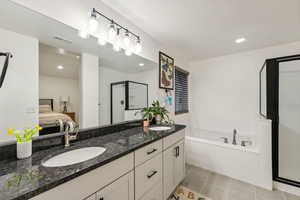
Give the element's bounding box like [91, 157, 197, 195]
[124, 31, 130, 47]
[113, 29, 121, 52]
[135, 39, 142, 53]
[78, 29, 89, 39]
[98, 36, 107, 46]
[108, 22, 117, 41]
[88, 14, 98, 34]
[125, 48, 132, 56]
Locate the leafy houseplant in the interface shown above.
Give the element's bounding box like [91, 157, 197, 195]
[150, 100, 170, 125]
[136, 107, 154, 127]
[7, 126, 42, 159]
[136, 100, 170, 126]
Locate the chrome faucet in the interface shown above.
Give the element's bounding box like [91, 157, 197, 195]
[232, 129, 238, 145]
[64, 121, 79, 147]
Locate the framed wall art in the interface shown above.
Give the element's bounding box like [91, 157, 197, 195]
[159, 51, 174, 90]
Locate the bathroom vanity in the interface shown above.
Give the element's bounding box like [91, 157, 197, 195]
[0, 124, 185, 200]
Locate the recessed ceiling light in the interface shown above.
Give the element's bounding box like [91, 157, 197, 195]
[57, 65, 64, 70]
[235, 37, 246, 44]
[139, 63, 145, 67]
[58, 48, 66, 54]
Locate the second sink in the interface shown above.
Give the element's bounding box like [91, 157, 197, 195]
[42, 147, 106, 167]
[149, 126, 171, 131]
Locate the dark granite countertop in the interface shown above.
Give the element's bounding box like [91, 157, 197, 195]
[0, 124, 186, 200]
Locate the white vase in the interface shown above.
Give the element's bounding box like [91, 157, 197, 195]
[155, 115, 162, 125]
[17, 140, 32, 159]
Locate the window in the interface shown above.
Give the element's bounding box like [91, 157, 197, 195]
[175, 67, 189, 114]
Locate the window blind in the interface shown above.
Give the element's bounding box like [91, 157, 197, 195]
[175, 67, 189, 114]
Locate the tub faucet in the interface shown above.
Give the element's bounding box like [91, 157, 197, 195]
[232, 129, 238, 145]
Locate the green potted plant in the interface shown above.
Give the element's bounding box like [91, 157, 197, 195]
[151, 100, 169, 125]
[136, 107, 154, 127]
[7, 126, 42, 159]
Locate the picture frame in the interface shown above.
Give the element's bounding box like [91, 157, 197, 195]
[159, 51, 174, 90]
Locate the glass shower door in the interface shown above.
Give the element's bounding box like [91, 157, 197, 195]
[278, 59, 300, 182]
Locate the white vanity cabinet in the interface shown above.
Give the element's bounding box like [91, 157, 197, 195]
[163, 130, 185, 200]
[135, 129, 185, 200]
[30, 129, 185, 200]
[30, 153, 134, 200]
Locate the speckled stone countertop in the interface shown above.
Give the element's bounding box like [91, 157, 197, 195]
[0, 124, 186, 200]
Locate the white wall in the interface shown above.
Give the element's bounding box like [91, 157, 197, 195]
[80, 53, 99, 128]
[187, 41, 300, 189]
[39, 75, 80, 122]
[0, 28, 38, 143]
[188, 41, 300, 134]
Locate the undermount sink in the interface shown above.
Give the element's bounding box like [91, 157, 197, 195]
[149, 126, 171, 131]
[42, 147, 106, 167]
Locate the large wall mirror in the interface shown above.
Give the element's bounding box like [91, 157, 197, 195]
[0, 0, 156, 144]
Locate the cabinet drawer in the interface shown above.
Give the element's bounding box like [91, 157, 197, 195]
[139, 183, 163, 200]
[135, 139, 162, 166]
[135, 153, 163, 200]
[163, 129, 185, 150]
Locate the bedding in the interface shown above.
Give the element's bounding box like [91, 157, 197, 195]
[39, 104, 52, 113]
[39, 112, 72, 125]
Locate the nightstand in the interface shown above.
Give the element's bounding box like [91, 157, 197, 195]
[63, 112, 76, 121]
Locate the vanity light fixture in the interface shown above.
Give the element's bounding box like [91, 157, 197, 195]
[98, 36, 107, 46]
[79, 8, 142, 56]
[125, 48, 132, 56]
[78, 29, 89, 39]
[135, 37, 142, 53]
[139, 63, 145, 67]
[235, 37, 246, 44]
[108, 21, 117, 42]
[113, 28, 121, 52]
[57, 65, 64, 70]
[88, 10, 99, 34]
[123, 30, 130, 48]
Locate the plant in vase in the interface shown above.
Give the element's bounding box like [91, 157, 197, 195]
[7, 126, 42, 159]
[150, 100, 170, 125]
[135, 107, 154, 127]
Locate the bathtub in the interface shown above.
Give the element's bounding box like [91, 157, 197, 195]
[187, 128, 258, 153]
[185, 122, 273, 190]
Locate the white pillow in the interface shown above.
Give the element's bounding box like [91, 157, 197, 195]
[39, 105, 52, 113]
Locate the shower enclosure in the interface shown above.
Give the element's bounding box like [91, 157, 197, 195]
[260, 54, 300, 187]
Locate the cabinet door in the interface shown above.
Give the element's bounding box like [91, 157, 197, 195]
[139, 183, 163, 200]
[163, 140, 185, 200]
[163, 144, 177, 199]
[96, 172, 134, 200]
[174, 140, 185, 186]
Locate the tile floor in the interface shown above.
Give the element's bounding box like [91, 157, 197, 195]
[182, 164, 300, 200]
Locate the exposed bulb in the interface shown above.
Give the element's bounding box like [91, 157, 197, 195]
[113, 29, 121, 52]
[98, 36, 107, 46]
[125, 48, 132, 56]
[123, 31, 130, 47]
[88, 14, 98, 34]
[135, 39, 142, 53]
[108, 22, 117, 41]
[78, 29, 89, 39]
